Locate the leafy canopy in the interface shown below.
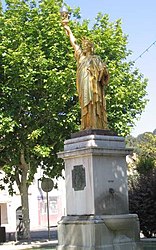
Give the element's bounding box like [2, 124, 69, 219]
[0, 0, 148, 183]
[128, 131, 156, 237]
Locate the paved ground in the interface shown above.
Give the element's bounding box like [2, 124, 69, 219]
[0, 240, 57, 250]
[1, 228, 156, 250]
[0, 227, 58, 249]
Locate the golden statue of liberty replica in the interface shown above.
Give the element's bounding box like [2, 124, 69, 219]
[58, 10, 141, 250]
[61, 11, 109, 130]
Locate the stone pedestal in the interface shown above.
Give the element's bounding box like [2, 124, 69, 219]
[57, 131, 142, 250]
[57, 215, 141, 250]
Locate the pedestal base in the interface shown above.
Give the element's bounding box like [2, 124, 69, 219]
[57, 215, 142, 250]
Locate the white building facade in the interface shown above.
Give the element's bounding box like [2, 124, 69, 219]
[0, 168, 66, 234]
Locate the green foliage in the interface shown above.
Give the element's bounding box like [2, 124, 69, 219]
[136, 132, 156, 159]
[0, 0, 77, 187]
[128, 131, 156, 237]
[0, 0, 148, 191]
[129, 170, 156, 238]
[136, 156, 155, 174]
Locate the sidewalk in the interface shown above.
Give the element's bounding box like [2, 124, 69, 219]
[0, 227, 58, 249]
[0, 239, 58, 250]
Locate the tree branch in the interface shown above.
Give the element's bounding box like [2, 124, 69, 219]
[15, 166, 21, 192]
[20, 148, 29, 172]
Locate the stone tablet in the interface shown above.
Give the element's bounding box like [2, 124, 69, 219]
[72, 165, 86, 191]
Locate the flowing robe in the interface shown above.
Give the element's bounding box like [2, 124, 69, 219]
[75, 49, 109, 130]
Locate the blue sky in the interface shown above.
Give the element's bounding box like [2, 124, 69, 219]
[65, 0, 156, 137]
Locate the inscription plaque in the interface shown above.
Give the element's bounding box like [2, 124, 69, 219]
[72, 165, 86, 191]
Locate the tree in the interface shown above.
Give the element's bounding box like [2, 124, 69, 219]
[0, 0, 77, 238]
[128, 132, 156, 237]
[0, 0, 147, 238]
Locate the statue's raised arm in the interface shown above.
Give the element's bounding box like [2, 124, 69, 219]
[62, 22, 80, 53]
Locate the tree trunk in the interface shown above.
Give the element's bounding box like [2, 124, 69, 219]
[15, 149, 30, 240]
[20, 169, 30, 239]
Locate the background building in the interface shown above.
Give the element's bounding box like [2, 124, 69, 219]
[0, 167, 66, 234]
